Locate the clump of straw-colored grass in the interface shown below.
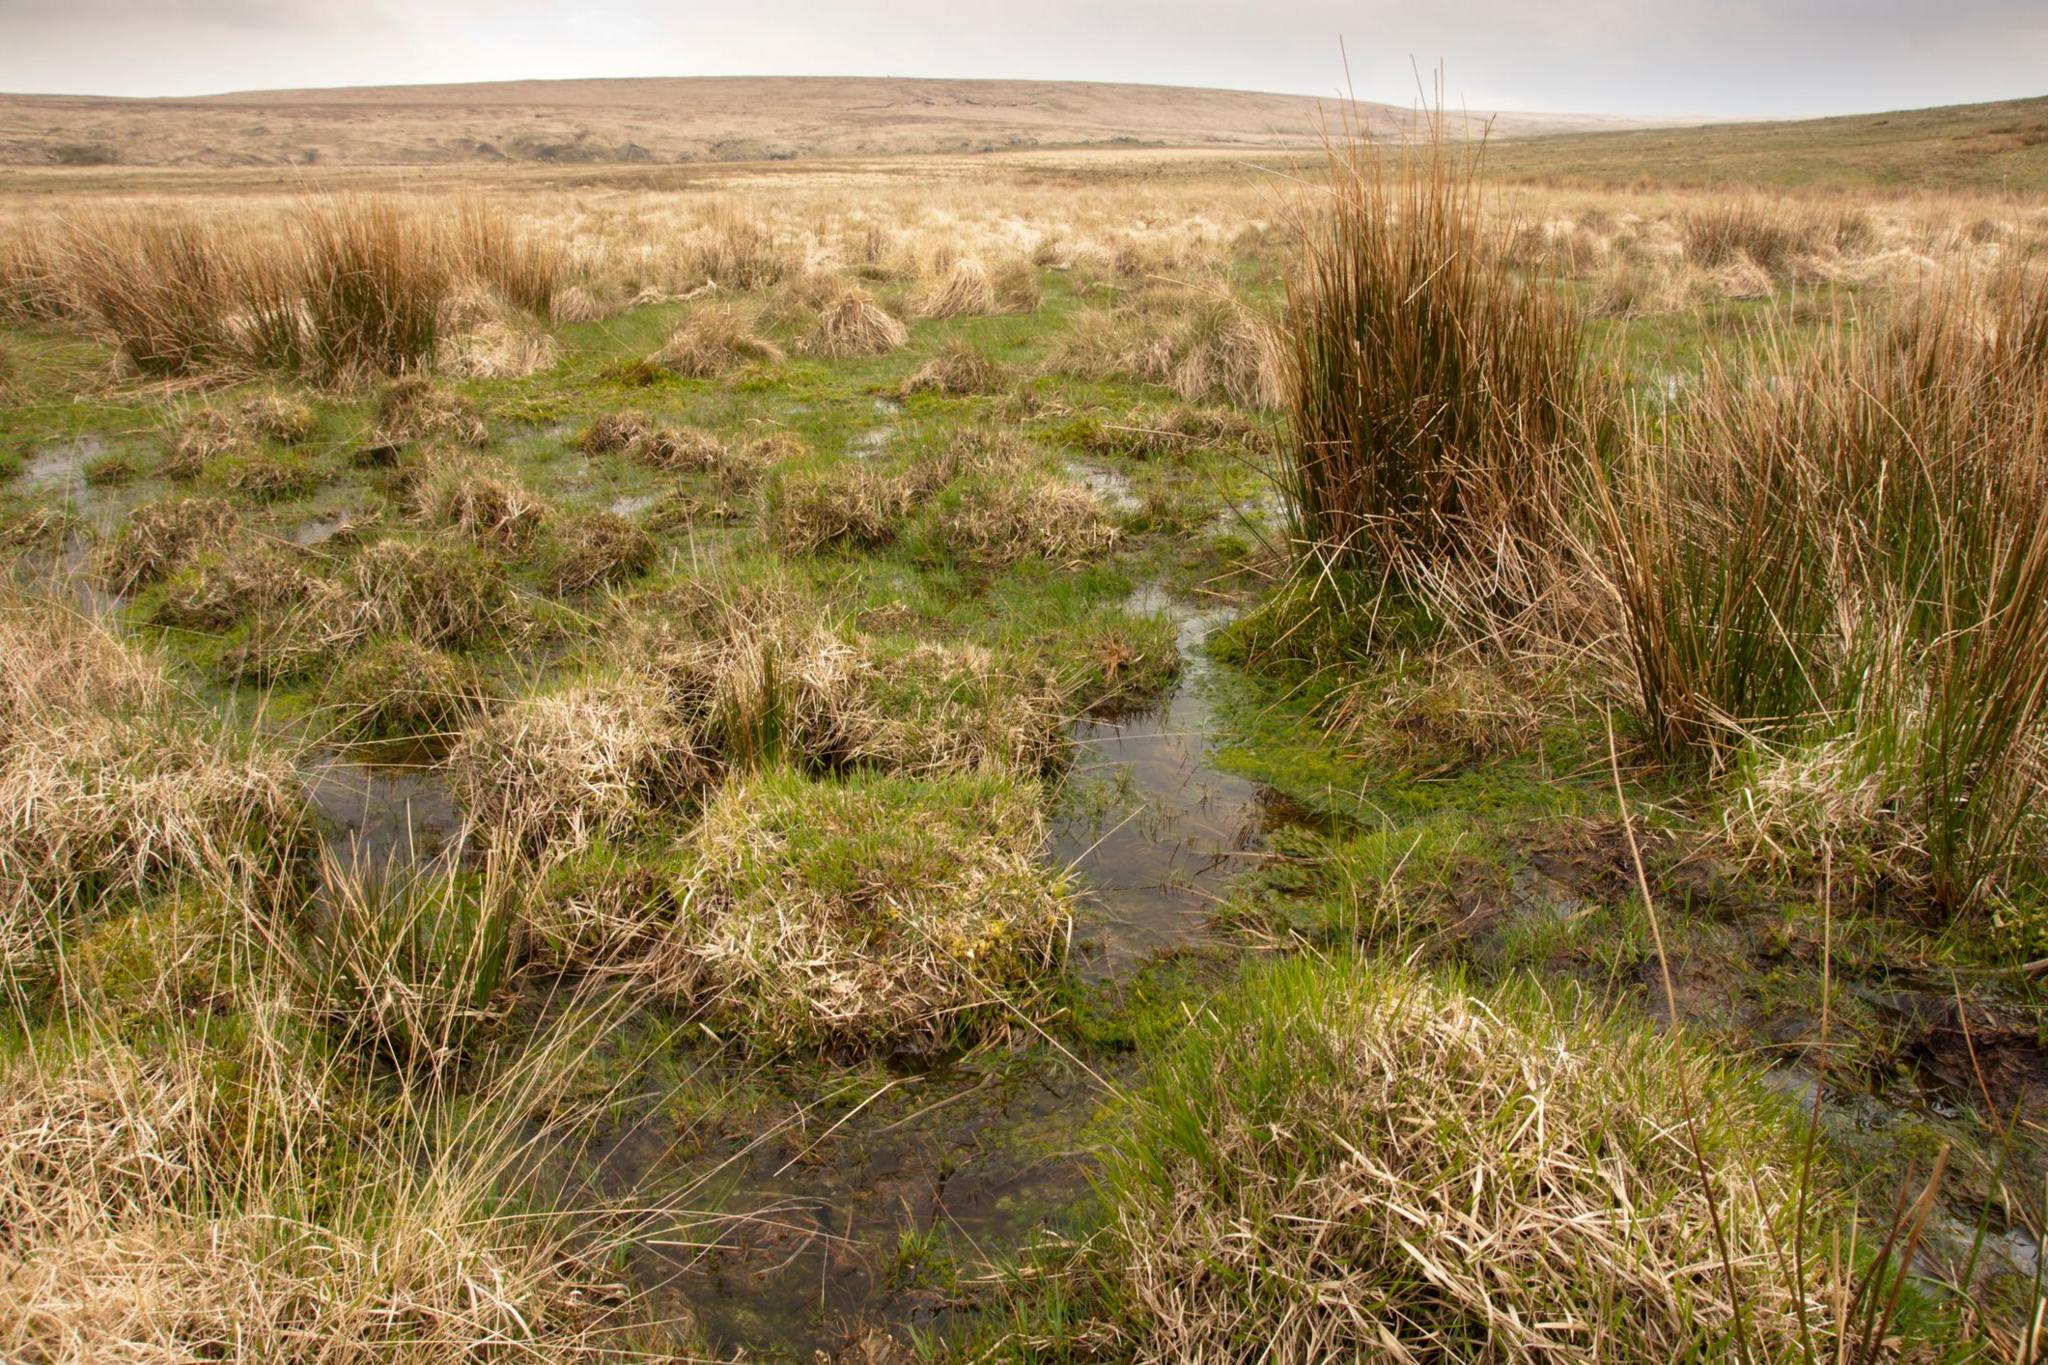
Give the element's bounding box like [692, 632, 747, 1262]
[653, 305, 785, 377]
[800, 282, 908, 358]
[663, 765, 1070, 1051]
[446, 674, 704, 853]
[1095, 956, 1849, 1360]
[1281, 114, 1595, 609]
[96, 497, 240, 594]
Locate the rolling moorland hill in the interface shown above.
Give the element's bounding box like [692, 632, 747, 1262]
[0, 74, 1664, 168]
[1485, 92, 2048, 192]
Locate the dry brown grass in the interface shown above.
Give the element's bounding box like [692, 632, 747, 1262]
[536, 509, 657, 596]
[322, 637, 493, 744]
[95, 497, 240, 595]
[151, 538, 320, 632]
[342, 538, 518, 650]
[652, 304, 785, 377]
[572, 410, 653, 456]
[1100, 958, 1850, 1361]
[164, 393, 318, 477]
[840, 641, 1067, 776]
[1047, 287, 1283, 408]
[800, 281, 908, 358]
[656, 765, 1070, 1051]
[295, 197, 455, 377]
[404, 451, 551, 550]
[915, 467, 1119, 568]
[0, 998, 658, 1360]
[446, 673, 704, 853]
[370, 376, 488, 448]
[914, 256, 999, 319]
[1282, 122, 1598, 618]
[547, 283, 614, 324]
[0, 596, 306, 948]
[764, 465, 909, 555]
[630, 593, 864, 772]
[638, 424, 728, 472]
[897, 340, 1007, 396]
[682, 202, 800, 290]
[435, 314, 560, 379]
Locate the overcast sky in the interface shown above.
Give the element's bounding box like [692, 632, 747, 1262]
[2, 1, 2042, 119]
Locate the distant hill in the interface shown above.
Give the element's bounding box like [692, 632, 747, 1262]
[1484, 94, 2048, 193]
[0, 75, 1668, 168]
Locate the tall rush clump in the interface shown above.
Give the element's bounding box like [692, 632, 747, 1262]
[297, 197, 452, 377]
[1283, 111, 1596, 617]
[1604, 269, 2048, 911]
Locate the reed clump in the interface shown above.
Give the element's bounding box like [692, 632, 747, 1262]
[1281, 119, 1598, 609]
[1600, 269, 2048, 910]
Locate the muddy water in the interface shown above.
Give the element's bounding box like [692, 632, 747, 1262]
[300, 754, 465, 872]
[1063, 459, 1143, 515]
[17, 436, 104, 499]
[1051, 587, 1272, 975]
[592, 587, 1280, 1358]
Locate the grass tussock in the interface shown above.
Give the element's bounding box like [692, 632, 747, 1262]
[639, 424, 729, 472]
[404, 451, 551, 550]
[1095, 957, 1850, 1361]
[446, 674, 704, 853]
[897, 340, 1007, 396]
[323, 636, 492, 744]
[572, 409, 653, 456]
[165, 393, 317, 476]
[0, 998, 657, 1358]
[841, 641, 1067, 776]
[452, 198, 566, 317]
[912, 465, 1119, 568]
[630, 594, 864, 772]
[344, 538, 518, 650]
[535, 509, 657, 596]
[295, 198, 454, 378]
[668, 765, 1070, 1051]
[0, 597, 307, 937]
[1047, 287, 1283, 408]
[914, 256, 999, 319]
[96, 497, 240, 595]
[652, 305, 785, 377]
[201, 447, 329, 503]
[799, 281, 909, 358]
[764, 465, 910, 556]
[371, 376, 488, 449]
[152, 538, 319, 632]
[230, 536, 522, 684]
[436, 314, 560, 379]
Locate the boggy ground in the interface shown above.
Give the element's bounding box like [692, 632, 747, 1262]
[4, 160, 2048, 1360]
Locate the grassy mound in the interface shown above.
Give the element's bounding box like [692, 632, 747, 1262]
[1093, 957, 1847, 1360]
[653, 305, 784, 377]
[0, 598, 307, 950]
[323, 637, 492, 744]
[96, 497, 240, 594]
[445, 674, 704, 852]
[672, 765, 1070, 1051]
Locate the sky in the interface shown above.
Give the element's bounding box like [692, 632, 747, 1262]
[1, 0, 2043, 119]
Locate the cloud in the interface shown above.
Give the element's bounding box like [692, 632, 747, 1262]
[0, 0, 400, 29]
[0, 0, 2041, 116]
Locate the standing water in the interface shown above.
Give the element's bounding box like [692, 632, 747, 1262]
[595, 585, 1287, 1356]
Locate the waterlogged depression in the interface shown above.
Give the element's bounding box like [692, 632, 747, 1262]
[585, 584, 1298, 1356]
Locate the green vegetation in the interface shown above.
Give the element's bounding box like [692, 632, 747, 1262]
[1490, 94, 2048, 192]
[3, 142, 2046, 1358]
